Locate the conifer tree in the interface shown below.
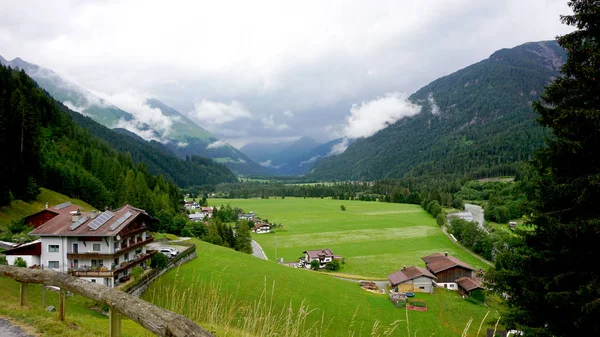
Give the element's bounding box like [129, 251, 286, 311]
[488, 2, 600, 336]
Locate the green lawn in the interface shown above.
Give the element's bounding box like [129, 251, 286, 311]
[145, 239, 501, 337]
[0, 277, 150, 337]
[0, 188, 94, 231]
[209, 198, 487, 278]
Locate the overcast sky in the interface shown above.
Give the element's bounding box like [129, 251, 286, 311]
[0, 0, 573, 147]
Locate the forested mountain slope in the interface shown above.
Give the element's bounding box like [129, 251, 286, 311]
[0, 64, 233, 216]
[0, 56, 268, 176]
[309, 40, 566, 181]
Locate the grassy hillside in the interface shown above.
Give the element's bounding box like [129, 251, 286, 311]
[0, 188, 94, 232]
[0, 277, 150, 337]
[145, 239, 501, 337]
[208, 198, 487, 277]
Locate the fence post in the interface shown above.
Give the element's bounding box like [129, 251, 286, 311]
[109, 308, 122, 337]
[58, 288, 66, 321]
[19, 282, 28, 306]
[41, 284, 46, 308]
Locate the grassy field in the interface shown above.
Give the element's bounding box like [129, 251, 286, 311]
[0, 277, 150, 337]
[0, 188, 94, 231]
[209, 198, 487, 278]
[145, 239, 501, 337]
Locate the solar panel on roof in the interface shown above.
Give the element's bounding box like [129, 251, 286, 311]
[55, 201, 72, 210]
[69, 216, 89, 231]
[109, 211, 133, 231]
[87, 211, 114, 230]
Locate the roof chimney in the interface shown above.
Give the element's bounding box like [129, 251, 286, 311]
[71, 209, 81, 223]
[444, 252, 448, 257]
[45, 202, 48, 209]
[403, 265, 407, 270]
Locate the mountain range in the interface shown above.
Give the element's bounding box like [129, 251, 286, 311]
[0, 56, 268, 176]
[308, 40, 566, 181]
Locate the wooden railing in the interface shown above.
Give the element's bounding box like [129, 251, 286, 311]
[0, 265, 214, 337]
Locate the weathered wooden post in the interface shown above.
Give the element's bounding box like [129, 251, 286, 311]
[19, 282, 28, 306]
[58, 288, 66, 321]
[41, 284, 46, 308]
[109, 308, 122, 337]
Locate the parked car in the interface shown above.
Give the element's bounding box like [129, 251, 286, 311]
[159, 248, 179, 258]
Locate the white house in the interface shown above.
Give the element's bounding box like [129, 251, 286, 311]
[188, 212, 206, 222]
[21, 204, 157, 287]
[301, 248, 342, 269]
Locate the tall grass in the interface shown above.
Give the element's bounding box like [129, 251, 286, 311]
[147, 270, 494, 337]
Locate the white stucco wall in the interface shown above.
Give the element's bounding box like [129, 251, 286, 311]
[41, 237, 68, 272]
[6, 255, 40, 267]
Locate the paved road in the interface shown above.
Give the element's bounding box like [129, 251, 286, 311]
[464, 203, 488, 233]
[251, 240, 267, 260]
[0, 318, 34, 337]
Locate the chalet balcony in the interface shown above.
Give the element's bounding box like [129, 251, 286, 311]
[67, 236, 154, 260]
[68, 266, 114, 277]
[113, 250, 156, 274]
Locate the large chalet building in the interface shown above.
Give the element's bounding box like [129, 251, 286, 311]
[421, 252, 477, 290]
[5, 202, 156, 287]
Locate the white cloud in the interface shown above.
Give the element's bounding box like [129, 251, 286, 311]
[206, 140, 229, 149]
[428, 92, 440, 115]
[283, 110, 294, 118]
[299, 155, 322, 166]
[63, 100, 84, 113]
[328, 139, 350, 156]
[342, 92, 422, 139]
[260, 160, 272, 167]
[262, 115, 290, 131]
[113, 118, 165, 143]
[176, 141, 189, 148]
[190, 100, 251, 125]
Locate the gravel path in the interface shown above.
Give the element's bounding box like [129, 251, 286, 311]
[251, 240, 267, 260]
[0, 318, 34, 337]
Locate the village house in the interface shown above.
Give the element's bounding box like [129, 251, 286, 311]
[200, 206, 214, 218]
[23, 201, 82, 228]
[184, 201, 200, 210]
[238, 212, 256, 221]
[4, 204, 157, 288]
[456, 276, 485, 297]
[251, 221, 272, 234]
[301, 248, 342, 269]
[387, 266, 437, 294]
[421, 252, 476, 290]
[188, 212, 206, 222]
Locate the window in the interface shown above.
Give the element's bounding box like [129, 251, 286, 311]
[48, 245, 59, 252]
[48, 261, 59, 269]
[93, 243, 101, 252]
[449, 284, 454, 288]
[91, 279, 96, 283]
[99, 260, 104, 267]
[91, 259, 98, 267]
[419, 286, 425, 290]
[125, 252, 129, 261]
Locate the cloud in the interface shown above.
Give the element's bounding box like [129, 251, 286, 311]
[283, 110, 294, 118]
[206, 140, 229, 149]
[190, 100, 251, 125]
[113, 118, 164, 143]
[328, 139, 350, 156]
[260, 160, 272, 167]
[262, 115, 290, 131]
[176, 141, 189, 148]
[428, 92, 440, 115]
[299, 155, 322, 166]
[342, 92, 422, 139]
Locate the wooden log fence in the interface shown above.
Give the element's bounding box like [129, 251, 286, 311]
[0, 265, 214, 337]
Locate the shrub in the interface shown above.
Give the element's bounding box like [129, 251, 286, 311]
[14, 257, 27, 268]
[150, 253, 168, 270]
[310, 259, 320, 271]
[436, 212, 446, 226]
[340, 205, 346, 211]
[325, 260, 340, 271]
[131, 266, 144, 280]
[0, 256, 7, 265]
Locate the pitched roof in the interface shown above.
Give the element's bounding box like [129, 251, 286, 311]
[388, 266, 436, 285]
[304, 249, 335, 259]
[3, 240, 41, 256]
[456, 277, 484, 291]
[29, 204, 153, 237]
[421, 253, 475, 274]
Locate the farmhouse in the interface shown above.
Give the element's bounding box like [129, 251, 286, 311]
[238, 212, 256, 221]
[188, 213, 206, 222]
[184, 201, 200, 210]
[387, 266, 436, 293]
[456, 276, 484, 296]
[421, 252, 475, 290]
[8, 204, 157, 287]
[200, 206, 214, 218]
[251, 221, 272, 234]
[301, 248, 342, 269]
[23, 201, 82, 228]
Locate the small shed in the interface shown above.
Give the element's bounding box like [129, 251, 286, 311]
[388, 266, 436, 293]
[3, 240, 42, 267]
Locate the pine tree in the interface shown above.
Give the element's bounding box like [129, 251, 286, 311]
[488, 2, 600, 336]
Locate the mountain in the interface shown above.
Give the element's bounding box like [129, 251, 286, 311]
[0, 56, 268, 176]
[275, 138, 355, 175]
[309, 40, 566, 181]
[240, 136, 318, 168]
[145, 99, 272, 176]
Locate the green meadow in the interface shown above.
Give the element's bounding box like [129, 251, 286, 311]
[209, 198, 486, 278]
[145, 239, 501, 337]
